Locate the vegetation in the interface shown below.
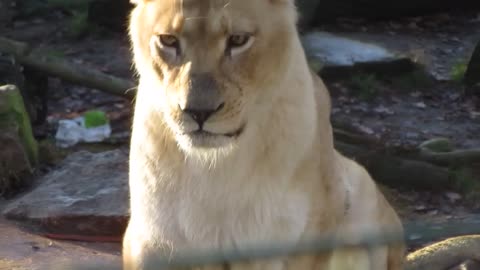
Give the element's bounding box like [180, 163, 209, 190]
[49, 0, 94, 39]
[389, 69, 433, 91]
[67, 11, 90, 39]
[347, 73, 379, 100]
[0, 85, 39, 166]
[450, 60, 468, 83]
[451, 167, 478, 194]
[419, 138, 454, 153]
[84, 110, 109, 128]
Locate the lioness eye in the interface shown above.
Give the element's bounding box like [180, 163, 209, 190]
[226, 34, 254, 56]
[159, 34, 180, 49]
[227, 34, 250, 48]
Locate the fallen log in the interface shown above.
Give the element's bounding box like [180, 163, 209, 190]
[419, 138, 480, 166]
[333, 130, 480, 168]
[406, 235, 480, 270]
[420, 148, 480, 167]
[0, 37, 135, 99]
[335, 141, 455, 190]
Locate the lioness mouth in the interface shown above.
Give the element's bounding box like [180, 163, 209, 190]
[189, 125, 245, 138]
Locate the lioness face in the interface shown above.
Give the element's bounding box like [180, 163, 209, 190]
[130, 0, 296, 155]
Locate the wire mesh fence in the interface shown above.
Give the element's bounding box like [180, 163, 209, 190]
[54, 217, 480, 270]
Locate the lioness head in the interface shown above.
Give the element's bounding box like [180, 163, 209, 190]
[129, 0, 299, 155]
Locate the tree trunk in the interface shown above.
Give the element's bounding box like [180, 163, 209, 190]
[465, 42, 480, 96]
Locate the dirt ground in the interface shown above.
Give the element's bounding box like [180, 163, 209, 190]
[0, 203, 121, 270]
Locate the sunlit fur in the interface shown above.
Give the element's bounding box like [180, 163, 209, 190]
[124, 0, 405, 269]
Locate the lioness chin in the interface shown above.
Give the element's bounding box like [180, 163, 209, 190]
[124, 0, 405, 269]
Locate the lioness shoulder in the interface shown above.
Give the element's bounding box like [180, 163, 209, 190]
[123, 0, 405, 269]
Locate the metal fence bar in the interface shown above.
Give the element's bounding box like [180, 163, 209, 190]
[62, 219, 480, 270]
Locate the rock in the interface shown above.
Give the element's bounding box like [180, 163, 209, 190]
[3, 150, 129, 237]
[0, 132, 32, 196]
[445, 192, 462, 203]
[413, 102, 427, 109]
[301, 32, 415, 79]
[302, 32, 396, 65]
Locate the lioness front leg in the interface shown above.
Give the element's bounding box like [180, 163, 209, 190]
[123, 227, 175, 270]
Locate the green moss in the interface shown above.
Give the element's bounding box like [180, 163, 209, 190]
[0, 85, 38, 166]
[451, 61, 468, 83]
[419, 138, 454, 153]
[84, 110, 108, 128]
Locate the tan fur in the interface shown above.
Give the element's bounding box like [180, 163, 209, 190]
[124, 0, 405, 269]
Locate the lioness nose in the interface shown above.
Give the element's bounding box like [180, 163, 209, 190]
[179, 73, 224, 127]
[183, 103, 224, 127]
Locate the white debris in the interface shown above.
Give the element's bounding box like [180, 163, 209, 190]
[55, 117, 111, 148]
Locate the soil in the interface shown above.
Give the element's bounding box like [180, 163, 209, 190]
[1, 7, 480, 268]
[0, 201, 121, 270]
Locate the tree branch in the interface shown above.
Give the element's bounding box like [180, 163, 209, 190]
[0, 37, 135, 99]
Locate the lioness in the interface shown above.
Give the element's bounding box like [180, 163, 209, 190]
[123, 0, 405, 269]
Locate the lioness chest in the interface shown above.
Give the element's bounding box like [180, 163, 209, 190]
[137, 167, 311, 251]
